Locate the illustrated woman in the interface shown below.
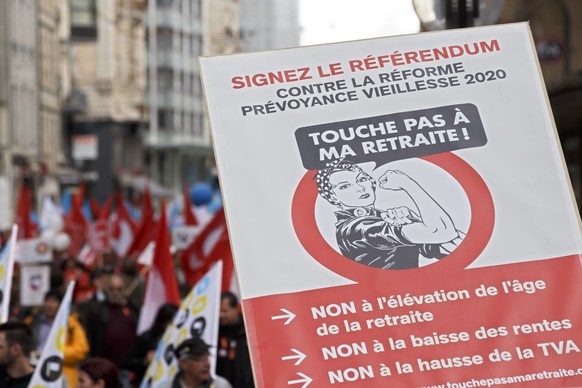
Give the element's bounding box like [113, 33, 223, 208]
[315, 159, 461, 269]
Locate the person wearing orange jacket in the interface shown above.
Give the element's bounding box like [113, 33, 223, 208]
[62, 312, 90, 386]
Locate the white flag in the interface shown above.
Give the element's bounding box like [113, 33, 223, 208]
[141, 261, 223, 388]
[29, 281, 75, 387]
[0, 224, 18, 322]
[137, 241, 156, 267]
[39, 196, 64, 230]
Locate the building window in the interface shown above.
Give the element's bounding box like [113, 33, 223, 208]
[183, 74, 193, 95]
[157, 69, 173, 92]
[192, 0, 202, 20]
[158, 109, 174, 131]
[71, 0, 97, 40]
[157, 0, 173, 9]
[157, 29, 173, 51]
[193, 113, 204, 137]
[184, 113, 192, 134]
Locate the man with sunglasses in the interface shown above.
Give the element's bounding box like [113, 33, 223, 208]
[171, 337, 232, 388]
[84, 274, 139, 387]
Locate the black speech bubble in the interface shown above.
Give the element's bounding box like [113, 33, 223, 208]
[164, 344, 175, 364]
[176, 309, 189, 329]
[295, 104, 487, 170]
[40, 355, 63, 382]
[190, 317, 207, 337]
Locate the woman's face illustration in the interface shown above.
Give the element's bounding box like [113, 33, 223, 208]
[329, 169, 375, 208]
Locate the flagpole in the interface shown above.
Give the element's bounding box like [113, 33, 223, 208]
[0, 224, 18, 322]
[124, 264, 150, 298]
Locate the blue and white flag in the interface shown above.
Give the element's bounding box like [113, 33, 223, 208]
[29, 281, 75, 387]
[0, 224, 18, 322]
[141, 261, 223, 387]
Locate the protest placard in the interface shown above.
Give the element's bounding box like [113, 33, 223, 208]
[87, 220, 111, 253]
[20, 265, 50, 307]
[141, 261, 222, 387]
[200, 23, 582, 387]
[16, 238, 52, 264]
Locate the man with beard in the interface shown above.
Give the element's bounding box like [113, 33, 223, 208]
[0, 322, 34, 388]
[85, 274, 138, 387]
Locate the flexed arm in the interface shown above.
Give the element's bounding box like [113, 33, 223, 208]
[378, 170, 458, 244]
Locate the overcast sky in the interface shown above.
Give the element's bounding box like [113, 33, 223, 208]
[299, 0, 420, 46]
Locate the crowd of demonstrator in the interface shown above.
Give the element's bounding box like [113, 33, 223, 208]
[1, 254, 255, 388]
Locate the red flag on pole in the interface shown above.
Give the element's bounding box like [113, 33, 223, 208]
[142, 184, 153, 221]
[183, 185, 199, 226]
[111, 194, 138, 259]
[90, 198, 100, 220]
[190, 231, 235, 293]
[64, 185, 87, 256]
[137, 200, 180, 334]
[15, 181, 37, 239]
[98, 195, 112, 221]
[126, 185, 156, 258]
[180, 208, 231, 287]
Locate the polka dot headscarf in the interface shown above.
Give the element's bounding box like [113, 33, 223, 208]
[315, 159, 376, 205]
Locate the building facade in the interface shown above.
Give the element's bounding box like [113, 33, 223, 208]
[145, 0, 211, 190]
[68, 0, 147, 202]
[498, 0, 582, 209]
[206, 0, 240, 56]
[0, 0, 67, 226]
[39, 0, 64, 174]
[0, 0, 38, 181]
[239, 0, 300, 52]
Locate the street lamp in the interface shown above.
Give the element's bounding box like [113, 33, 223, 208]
[413, 0, 505, 30]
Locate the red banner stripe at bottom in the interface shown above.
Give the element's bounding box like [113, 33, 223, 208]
[243, 255, 582, 387]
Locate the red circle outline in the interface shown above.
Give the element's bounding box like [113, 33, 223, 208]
[291, 153, 495, 282]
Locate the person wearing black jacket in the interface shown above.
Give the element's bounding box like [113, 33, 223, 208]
[216, 292, 254, 388]
[123, 303, 178, 386]
[84, 274, 139, 387]
[0, 322, 34, 388]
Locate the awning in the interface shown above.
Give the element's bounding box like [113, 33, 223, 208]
[118, 173, 176, 199]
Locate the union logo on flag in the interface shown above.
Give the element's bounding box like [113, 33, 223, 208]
[29, 274, 42, 291]
[35, 242, 49, 255]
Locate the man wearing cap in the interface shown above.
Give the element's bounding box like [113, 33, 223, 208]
[171, 337, 232, 388]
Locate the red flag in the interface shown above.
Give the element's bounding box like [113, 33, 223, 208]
[125, 211, 155, 259]
[180, 208, 228, 286]
[192, 232, 235, 292]
[183, 185, 198, 226]
[111, 194, 138, 259]
[126, 185, 156, 258]
[15, 181, 37, 239]
[64, 185, 87, 256]
[75, 182, 86, 208]
[142, 184, 153, 221]
[98, 195, 112, 220]
[137, 200, 180, 334]
[220, 240, 237, 294]
[78, 244, 98, 269]
[90, 198, 100, 220]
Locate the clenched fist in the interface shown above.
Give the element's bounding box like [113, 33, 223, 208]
[378, 170, 415, 190]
